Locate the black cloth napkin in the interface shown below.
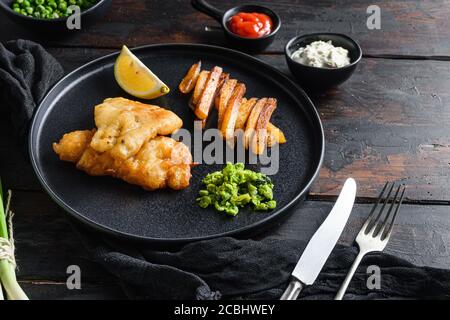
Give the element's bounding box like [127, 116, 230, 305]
[0, 39, 63, 141]
[76, 226, 450, 300]
[3, 39, 450, 300]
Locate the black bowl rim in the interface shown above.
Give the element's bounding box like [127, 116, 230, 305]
[221, 4, 281, 42]
[28, 43, 325, 244]
[285, 33, 362, 71]
[0, 0, 108, 22]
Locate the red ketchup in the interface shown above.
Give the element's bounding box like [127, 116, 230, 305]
[228, 12, 273, 38]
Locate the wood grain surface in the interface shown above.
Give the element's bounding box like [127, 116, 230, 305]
[1, 0, 450, 56]
[10, 190, 450, 299]
[1, 48, 449, 201]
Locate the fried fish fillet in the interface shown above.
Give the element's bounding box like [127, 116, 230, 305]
[90, 97, 183, 160]
[53, 130, 192, 190]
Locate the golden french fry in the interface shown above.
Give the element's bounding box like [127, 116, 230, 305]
[214, 73, 230, 109]
[195, 66, 223, 120]
[243, 98, 267, 149]
[179, 61, 201, 94]
[267, 122, 286, 147]
[251, 98, 277, 154]
[190, 70, 210, 109]
[217, 73, 229, 93]
[220, 83, 246, 141]
[235, 97, 258, 130]
[217, 78, 237, 128]
[214, 93, 220, 110]
[198, 118, 207, 129]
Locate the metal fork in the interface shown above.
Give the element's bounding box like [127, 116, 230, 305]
[334, 182, 406, 300]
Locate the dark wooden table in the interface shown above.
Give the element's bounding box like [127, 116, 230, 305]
[1, 0, 450, 299]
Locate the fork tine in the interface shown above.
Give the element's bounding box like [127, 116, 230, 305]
[365, 182, 395, 234]
[374, 184, 401, 237]
[361, 182, 389, 233]
[380, 186, 405, 240]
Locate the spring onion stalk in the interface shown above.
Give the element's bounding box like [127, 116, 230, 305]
[0, 181, 28, 300]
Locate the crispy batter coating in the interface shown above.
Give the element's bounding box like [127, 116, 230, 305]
[53, 131, 192, 190]
[90, 97, 183, 160]
[53, 97, 192, 191]
[52, 129, 95, 163]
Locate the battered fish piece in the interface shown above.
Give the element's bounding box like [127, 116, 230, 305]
[53, 130, 192, 190]
[52, 129, 95, 163]
[90, 97, 183, 160]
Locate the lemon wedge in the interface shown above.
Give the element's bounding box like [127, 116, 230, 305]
[114, 45, 170, 99]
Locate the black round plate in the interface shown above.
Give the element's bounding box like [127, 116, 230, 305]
[29, 44, 324, 244]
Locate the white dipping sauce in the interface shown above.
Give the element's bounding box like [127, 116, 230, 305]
[291, 40, 351, 68]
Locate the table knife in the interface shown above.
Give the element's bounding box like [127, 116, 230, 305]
[280, 178, 357, 300]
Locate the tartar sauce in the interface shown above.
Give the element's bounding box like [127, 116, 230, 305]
[291, 40, 351, 68]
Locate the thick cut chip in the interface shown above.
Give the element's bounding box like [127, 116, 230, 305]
[267, 123, 286, 147]
[195, 66, 223, 120]
[179, 61, 201, 94]
[220, 83, 246, 142]
[217, 78, 237, 128]
[251, 98, 277, 154]
[235, 97, 258, 130]
[243, 98, 267, 149]
[190, 70, 210, 109]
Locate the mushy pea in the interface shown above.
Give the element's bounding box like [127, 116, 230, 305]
[196, 163, 276, 216]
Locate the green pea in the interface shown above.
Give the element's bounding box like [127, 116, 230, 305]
[254, 203, 268, 211]
[13, 7, 21, 13]
[58, 2, 67, 11]
[224, 205, 238, 216]
[267, 200, 277, 209]
[26, 7, 33, 14]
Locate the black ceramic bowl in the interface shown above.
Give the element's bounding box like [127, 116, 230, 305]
[191, 0, 281, 52]
[285, 33, 362, 90]
[0, 0, 111, 34]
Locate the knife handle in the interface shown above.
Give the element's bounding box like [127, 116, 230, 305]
[280, 278, 304, 300]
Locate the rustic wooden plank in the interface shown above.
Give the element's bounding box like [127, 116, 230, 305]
[0, 0, 449, 56]
[11, 189, 116, 282]
[20, 193, 450, 300]
[267, 201, 450, 269]
[10, 189, 450, 289]
[1, 48, 449, 201]
[257, 55, 450, 201]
